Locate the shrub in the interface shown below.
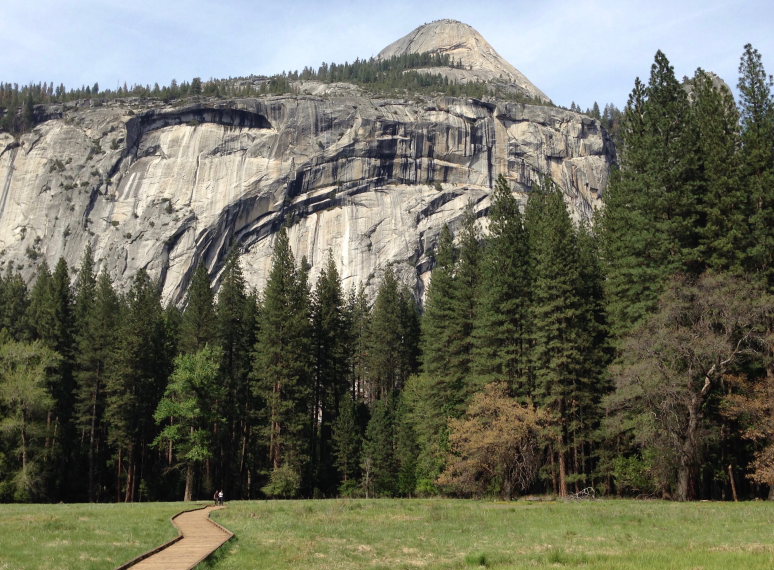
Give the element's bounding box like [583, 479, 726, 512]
[262, 465, 301, 499]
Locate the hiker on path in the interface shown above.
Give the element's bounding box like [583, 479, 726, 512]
[218, 490, 224, 506]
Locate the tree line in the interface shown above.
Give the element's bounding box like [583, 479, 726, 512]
[1, 52, 549, 136]
[0, 44, 772, 503]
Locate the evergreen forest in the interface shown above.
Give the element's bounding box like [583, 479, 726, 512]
[0, 46, 772, 504]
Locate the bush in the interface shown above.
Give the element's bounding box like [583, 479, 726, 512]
[613, 454, 655, 495]
[262, 465, 301, 498]
[338, 479, 363, 498]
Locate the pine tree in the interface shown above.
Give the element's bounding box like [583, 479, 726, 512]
[331, 392, 362, 491]
[367, 267, 418, 400]
[572, 223, 612, 485]
[394, 394, 419, 496]
[26, 262, 55, 343]
[687, 69, 746, 273]
[345, 285, 371, 400]
[179, 264, 216, 355]
[25, 259, 77, 498]
[253, 229, 312, 488]
[471, 175, 531, 395]
[0, 266, 29, 341]
[105, 269, 168, 502]
[421, 207, 481, 415]
[448, 204, 480, 406]
[600, 51, 698, 337]
[215, 248, 257, 498]
[737, 44, 774, 286]
[361, 396, 397, 497]
[421, 225, 456, 381]
[74, 269, 119, 502]
[525, 180, 584, 497]
[310, 252, 349, 494]
[73, 245, 96, 334]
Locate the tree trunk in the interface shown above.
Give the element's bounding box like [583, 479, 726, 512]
[116, 448, 122, 503]
[676, 393, 703, 501]
[728, 464, 739, 502]
[88, 386, 98, 502]
[184, 464, 194, 501]
[20, 425, 28, 474]
[558, 449, 568, 498]
[124, 462, 134, 502]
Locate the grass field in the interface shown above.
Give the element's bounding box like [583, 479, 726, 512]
[209, 499, 774, 570]
[0, 499, 771, 569]
[0, 501, 199, 570]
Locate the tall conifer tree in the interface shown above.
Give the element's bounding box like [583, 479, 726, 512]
[179, 263, 216, 355]
[525, 180, 585, 496]
[737, 44, 774, 286]
[215, 248, 257, 497]
[310, 252, 348, 493]
[106, 269, 168, 502]
[471, 175, 531, 395]
[253, 229, 312, 488]
[600, 51, 697, 337]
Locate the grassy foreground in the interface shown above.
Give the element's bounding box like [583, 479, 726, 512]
[0, 501, 199, 570]
[0, 499, 770, 569]
[210, 499, 774, 570]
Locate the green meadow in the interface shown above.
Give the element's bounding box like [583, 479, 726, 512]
[0, 501, 194, 570]
[0, 499, 772, 569]
[209, 499, 774, 570]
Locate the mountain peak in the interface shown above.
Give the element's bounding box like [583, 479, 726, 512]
[378, 20, 550, 102]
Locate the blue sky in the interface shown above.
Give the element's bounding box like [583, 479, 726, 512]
[2, 0, 772, 109]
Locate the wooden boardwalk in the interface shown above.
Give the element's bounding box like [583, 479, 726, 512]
[120, 505, 233, 570]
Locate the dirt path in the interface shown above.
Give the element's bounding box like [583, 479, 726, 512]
[122, 505, 233, 569]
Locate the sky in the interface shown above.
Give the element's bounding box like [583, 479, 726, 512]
[2, 0, 772, 110]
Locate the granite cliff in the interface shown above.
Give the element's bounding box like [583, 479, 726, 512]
[0, 21, 614, 303]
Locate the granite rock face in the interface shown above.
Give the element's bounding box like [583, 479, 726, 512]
[0, 95, 612, 303]
[0, 21, 614, 304]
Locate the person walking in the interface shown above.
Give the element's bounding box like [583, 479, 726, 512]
[218, 490, 224, 506]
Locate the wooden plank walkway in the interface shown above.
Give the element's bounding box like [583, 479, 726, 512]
[120, 505, 233, 570]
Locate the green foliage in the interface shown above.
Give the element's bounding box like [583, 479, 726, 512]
[179, 263, 216, 354]
[612, 454, 655, 495]
[154, 345, 224, 500]
[105, 269, 170, 502]
[421, 205, 481, 416]
[0, 339, 59, 500]
[471, 175, 531, 395]
[214, 247, 258, 499]
[605, 273, 773, 500]
[366, 266, 419, 399]
[262, 464, 302, 499]
[310, 252, 349, 493]
[332, 393, 362, 484]
[737, 44, 774, 286]
[74, 262, 119, 502]
[252, 229, 313, 480]
[361, 396, 397, 497]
